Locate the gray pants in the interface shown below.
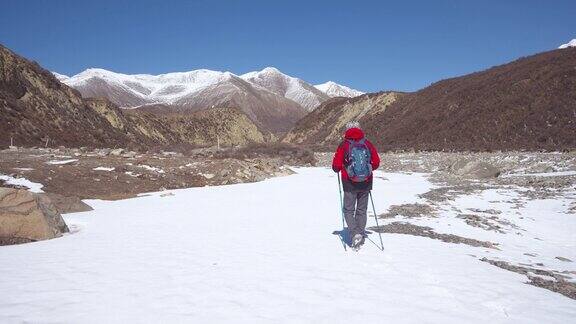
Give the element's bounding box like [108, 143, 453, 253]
[343, 190, 369, 239]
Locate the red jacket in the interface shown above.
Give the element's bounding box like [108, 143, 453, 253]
[332, 128, 380, 182]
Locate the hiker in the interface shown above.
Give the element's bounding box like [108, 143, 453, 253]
[332, 121, 380, 249]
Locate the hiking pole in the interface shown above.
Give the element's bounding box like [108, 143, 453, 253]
[337, 175, 347, 251]
[369, 191, 384, 251]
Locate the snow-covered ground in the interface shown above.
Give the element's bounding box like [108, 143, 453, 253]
[1, 168, 575, 323]
[93, 166, 115, 171]
[45, 159, 78, 165]
[0, 174, 44, 193]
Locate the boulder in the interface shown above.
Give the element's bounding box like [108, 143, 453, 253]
[110, 148, 125, 156]
[162, 151, 183, 157]
[122, 151, 137, 158]
[451, 160, 501, 179]
[527, 163, 555, 174]
[41, 193, 93, 214]
[97, 148, 111, 156]
[0, 188, 69, 245]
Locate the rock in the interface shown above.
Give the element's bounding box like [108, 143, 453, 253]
[202, 173, 215, 179]
[122, 151, 137, 158]
[527, 163, 555, 174]
[162, 151, 183, 157]
[41, 193, 93, 214]
[451, 160, 501, 179]
[555, 256, 573, 262]
[0, 188, 69, 245]
[8, 145, 18, 151]
[97, 148, 111, 157]
[110, 148, 125, 156]
[275, 166, 295, 177]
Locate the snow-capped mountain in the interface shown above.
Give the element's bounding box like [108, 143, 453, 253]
[240, 67, 330, 111]
[54, 67, 355, 131]
[55, 68, 309, 132]
[558, 38, 576, 49]
[59, 68, 236, 107]
[56, 67, 337, 111]
[314, 81, 364, 98]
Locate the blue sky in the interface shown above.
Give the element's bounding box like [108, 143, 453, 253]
[1, 0, 574, 92]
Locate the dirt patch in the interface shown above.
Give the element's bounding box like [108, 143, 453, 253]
[456, 213, 519, 234]
[481, 258, 576, 300]
[467, 208, 501, 214]
[378, 203, 436, 219]
[370, 222, 498, 249]
[569, 202, 576, 215]
[419, 183, 487, 204]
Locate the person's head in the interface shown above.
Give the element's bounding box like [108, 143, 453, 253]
[346, 121, 361, 130]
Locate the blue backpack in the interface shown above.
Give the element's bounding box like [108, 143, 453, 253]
[344, 139, 372, 182]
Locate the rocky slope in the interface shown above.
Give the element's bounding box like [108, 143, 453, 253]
[0, 44, 264, 149]
[126, 107, 266, 147]
[363, 47, 576, 151]
[283, 91, 402, 147]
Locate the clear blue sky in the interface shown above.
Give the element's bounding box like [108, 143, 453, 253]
[1, 0, 574, 92]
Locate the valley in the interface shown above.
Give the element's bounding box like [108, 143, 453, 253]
[2, 2, 576, 323]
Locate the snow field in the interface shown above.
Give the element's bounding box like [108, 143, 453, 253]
[0, 168, 575, 323]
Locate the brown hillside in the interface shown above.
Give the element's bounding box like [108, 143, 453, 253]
[126, 107, 265, 147]
[0, 44, 139, 148]
[283, 91, 402, 148]
[363, 48, 576, 151]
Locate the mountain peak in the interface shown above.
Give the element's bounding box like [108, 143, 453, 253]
[315, 81, 364, 98]
[240, 67, 329, 110]
[559, 38, 576, 49]
[242, 67, 286, 79]
[261, 66, 281, 74]
[81, 68, 118, 76]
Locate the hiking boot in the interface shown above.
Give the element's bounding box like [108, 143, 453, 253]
[352, 233, 363, 248]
